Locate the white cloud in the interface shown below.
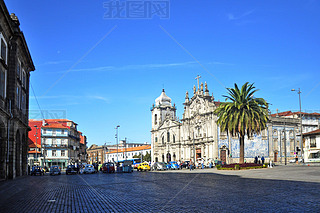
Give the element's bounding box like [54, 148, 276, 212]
[227, 9, 256, 21]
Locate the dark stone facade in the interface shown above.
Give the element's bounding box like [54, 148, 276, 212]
[0, 0, 35, 180]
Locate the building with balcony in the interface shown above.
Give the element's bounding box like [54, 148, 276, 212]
[28, 119, 86, 169]
[303, 129, 320, 163]
[79, 132, 87, 162]
[87, 144, 106, 164]
[0, 0, 35, 180]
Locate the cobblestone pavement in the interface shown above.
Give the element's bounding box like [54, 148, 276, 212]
[0, 167, 319, 212]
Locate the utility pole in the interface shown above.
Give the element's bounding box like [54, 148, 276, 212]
[291, 88, 303, 162]
[279, 129, 282, 164]
[193, 132, 195, 165]
[125, 138, 127, 160]
[34, 125, 38, 165]
[284, 121, 287, 165]
[115, 125, 120, 163]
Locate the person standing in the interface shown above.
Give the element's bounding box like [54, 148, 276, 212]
[201, 158, 204, 169]
[261, 156, 265, 165]
[214, 158, 218, 167]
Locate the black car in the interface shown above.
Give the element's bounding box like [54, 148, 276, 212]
[49, 165, 61, 175]
[180, 161, 191, 169]
[66, 165, 79, 175]
[31, 166, 44, 176]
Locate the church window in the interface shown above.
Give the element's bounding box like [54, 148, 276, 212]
[167, 132, 170, 142]
[173, 135, 175, 143]
[155, 137, 158, 143]
[162, 136, 164, 144]
[154, 114, 157, 125]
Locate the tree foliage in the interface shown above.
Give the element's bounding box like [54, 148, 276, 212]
[214, 82, 269, 163]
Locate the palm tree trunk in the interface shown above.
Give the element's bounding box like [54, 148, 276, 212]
[239, 135, 245, 164]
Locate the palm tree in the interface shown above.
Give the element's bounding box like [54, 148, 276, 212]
[214, 82, 269, 164]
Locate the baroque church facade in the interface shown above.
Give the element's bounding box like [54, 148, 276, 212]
[151, 82, 221, 163]
[151, 80, 302, 164]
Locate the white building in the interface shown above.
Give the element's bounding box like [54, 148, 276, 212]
[105, 145, 151, 162]
[151, 83, 220, 163]
[303, 129, 320, 163]
[151, 80, 302, 164]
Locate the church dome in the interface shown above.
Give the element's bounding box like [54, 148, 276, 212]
[155, 89, 172, 106]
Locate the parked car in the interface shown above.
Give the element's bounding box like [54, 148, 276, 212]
[101, 162, 115, 173]
[84, 164, 96, 174]
[164, 162, 171, 170]
[169, 161, 180, 170]
[66, 165, 78, 175]
[137, 162, 151, 171]
[180, 161, 190, 169]
[123, 160, 133, 173]
[49, 165, 61, 175]
[154, 162, 167, 170]
[31, 166, 44, 176]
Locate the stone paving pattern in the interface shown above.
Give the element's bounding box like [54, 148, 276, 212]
[0, 165, 319, 212]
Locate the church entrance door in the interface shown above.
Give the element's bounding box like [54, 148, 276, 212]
[166, 153, 171, 162]
[196, 148, 201, 159]
[220, 150, 226, 164]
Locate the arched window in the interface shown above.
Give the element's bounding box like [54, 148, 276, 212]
[173, 135, 175, 143]
[167, 132, 170, 142]
[155, 137, 158, 143]
[162, 136, 164, 144]
[154, 114, 157, 125]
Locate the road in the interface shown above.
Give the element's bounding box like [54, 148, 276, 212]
[0, 165, 319, 212]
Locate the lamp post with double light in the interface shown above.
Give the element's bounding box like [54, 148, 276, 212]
[115, 125, 120, 163]
[291, 88, 303, 162]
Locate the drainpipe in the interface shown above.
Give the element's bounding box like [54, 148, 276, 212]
[7, 100, 13, 179]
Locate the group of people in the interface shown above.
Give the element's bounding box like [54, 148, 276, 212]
[254, 156, 265, 164]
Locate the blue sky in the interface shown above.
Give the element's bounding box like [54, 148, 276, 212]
[5, 0, 320, 146]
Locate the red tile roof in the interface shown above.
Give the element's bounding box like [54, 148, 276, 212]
[303, 129, 320, 136]
[28, 150, 41, 154]
[42, 123, 69, 129]
[271, 111, 320, 117]
[270, 111, 293, 117]
[106, 145, 151, 154]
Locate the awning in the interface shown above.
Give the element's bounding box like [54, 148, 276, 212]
[308, 150, 320, 154]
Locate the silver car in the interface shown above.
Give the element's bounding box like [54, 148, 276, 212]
[84, 164, 95, 174]
[154, 162, 167, 171]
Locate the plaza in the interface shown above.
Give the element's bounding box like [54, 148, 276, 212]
[0, 165, 319, 212]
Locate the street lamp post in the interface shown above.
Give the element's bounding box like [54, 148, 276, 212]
[291, 88, 303, 161]
[115, 125, 120, 163]
[34, 125, 39, 165]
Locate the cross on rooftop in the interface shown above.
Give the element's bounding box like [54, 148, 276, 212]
[195, 75, 201, 90]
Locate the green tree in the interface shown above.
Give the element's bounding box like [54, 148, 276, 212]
[133, 153, 141, 159]
[143, 152, 151, 162]
[214, 82, 269, 164]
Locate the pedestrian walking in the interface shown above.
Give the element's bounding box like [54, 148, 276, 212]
[201, 158, 204, 169]
[261, 156, 265, 164]
[258, 156, 261, 164]
[254, 156, 258, 164]
[214, 157, 218, 166]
